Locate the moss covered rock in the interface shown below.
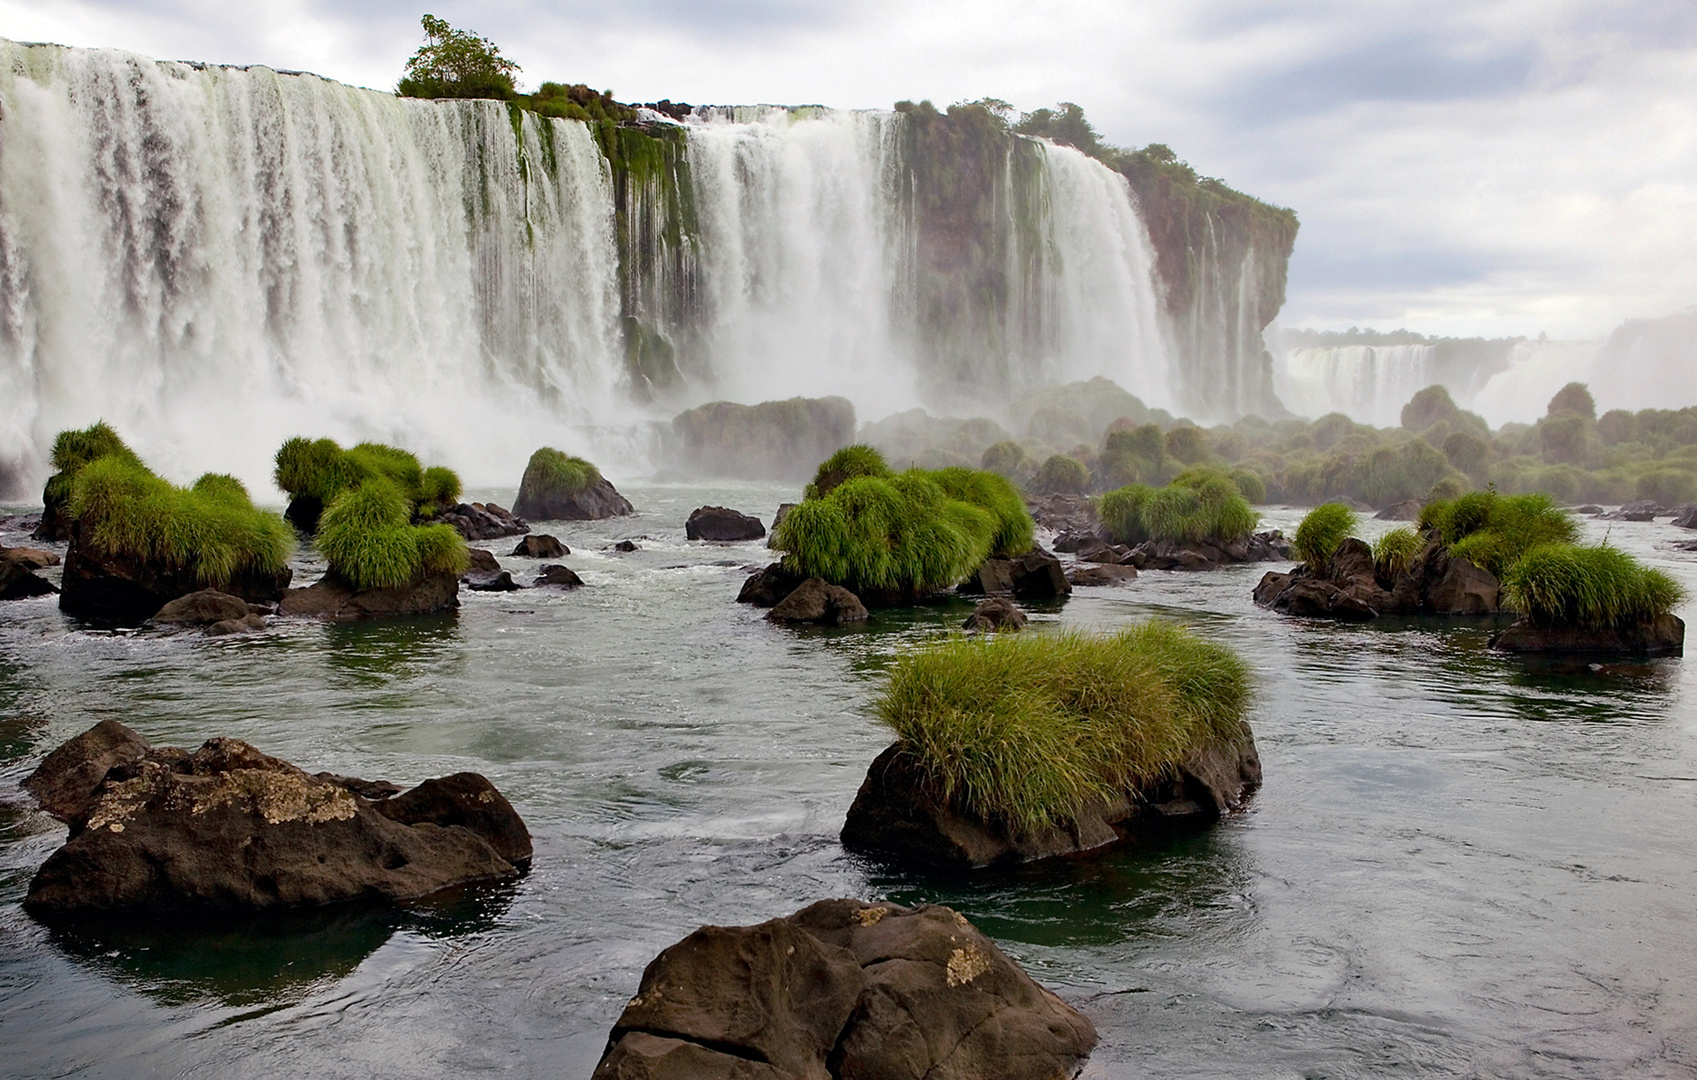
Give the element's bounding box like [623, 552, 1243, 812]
[512, 448, 633, 521]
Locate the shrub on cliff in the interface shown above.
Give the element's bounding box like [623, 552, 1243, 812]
[875, 622, 1251, 835]
[1503, 544, 1685, 630]
[397, 14, 519, 100]
[315, 481, 468, 591]
[69, 455, 294, 587]
[1291, 504, 1359, 568]
[774, 465, 1033, 596]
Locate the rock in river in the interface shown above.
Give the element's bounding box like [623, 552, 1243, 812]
[766, 578, 869, 625]
[279, 570, 458, 620]
[592, 898, 1096, 1080]
[686, 506, 766, 542]
[511, 534, 568, 559]
[20, 720, 530, 914]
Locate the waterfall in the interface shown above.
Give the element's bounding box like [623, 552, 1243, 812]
[0, 40, 1199, 498]
[1273, 345, 1438, 427]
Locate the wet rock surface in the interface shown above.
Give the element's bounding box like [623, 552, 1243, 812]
[738, 562, 806, 607]
[958, 549, 1071, 601]
[686, 506, 766, 542]
[279, 570, 458, 620]
[766, 578, 869, 625]
[1490, 614, 1685, 656]
[1066, 563, 1140, 588]
[1670, 504, 1697, 529]
[1024, 493, 1099, 535]
[20, 720, 529, 915]
[962, 596, 1027, 631]
[840, 732, 1261, 870]
[1254, 535, 1501, 621]
[591, 898, 1096, 1080]
[0, 556, 57, 600]
[440, 502, 529, 541]
[1598, 499, 1663, 521]
[1374, 499, 1424, 521]
[511, 535, 567, 559]
[59, 520, 292, 626]
[513, 477, 634, 522]
[1127, 530, 1289, 571]
[534, 565, 584, 589]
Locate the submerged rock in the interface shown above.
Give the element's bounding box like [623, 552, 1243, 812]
[962, 596, 1027, 631]
[60, 520, 292, 627]
[534, 564, 583, 589]
[439, 502, 529, 541]
[150, 589, 252, 627]
[1490, 615, 1685, 656]
[840, 732, 1261, 869]
[1067, 564, 1140, 588]
[465, 570, 521, 592]
[766, 578, 869, 625]
[512, 476, 633, 522]
[686, 506, 765, 541]
[20, 720, 529, 914]
[511, 534, 567, 559]
[591, 898, 1096, 1080]
[279, 570, 458, 620]
[610, 539, 639, 552]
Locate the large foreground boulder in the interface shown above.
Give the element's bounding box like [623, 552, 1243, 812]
[592, 899, 1096, 1080]
[686, 506, 765, 541]
[1490, 615, 1685, 656]
[841, 729, 1260, 869]
[513, 476, 633, 522]
[59, 520, 292, 626]
[21, 720, 529, 914]
[439, 502, 529, 541]
[279, 570, 458, 620]
[958, 549, 1071, 601]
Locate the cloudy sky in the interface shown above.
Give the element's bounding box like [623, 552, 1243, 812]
[4, 0, 1694, 340]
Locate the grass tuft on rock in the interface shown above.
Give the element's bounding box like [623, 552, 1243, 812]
[419, 466, 463, 507]
[1502, 543, 1686, 629]
[1100, 473, 1259, 546]
[70, 456, 294, 587]
[518, 447, 603, 501]
[1421, 491, 1578, 578]
[1291, 503, 1359, 568]
[1373, 526, 1424, 577]
[45, 421, 143, 504]
[875, 623, 1252, 836]
[774, 463, 1033, 596]
[805, 444, 891, 500]
[315, 480, 469, 591]
[274, 437, 437, 510]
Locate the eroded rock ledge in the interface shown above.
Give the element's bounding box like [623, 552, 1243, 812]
[592, 899, 1096, 1080]
[21, 720, 529, 915]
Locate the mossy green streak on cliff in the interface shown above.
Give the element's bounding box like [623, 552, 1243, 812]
[594, 121, 698, 398]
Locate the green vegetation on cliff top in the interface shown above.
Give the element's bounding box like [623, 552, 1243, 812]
[876, 622, 1252, 835]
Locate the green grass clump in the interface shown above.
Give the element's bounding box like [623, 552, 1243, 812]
[274, 436, 435, 509]
[1502, 543, 1686, 629]
[1098, 474, 1258, 546]
[1098, 484, 1154, 545]
[1030, 454, 1089, 494]
[69, 456, 294, 587]
[980, 440, 1026, 479]
[518, 447, 603, 499]
[1421, 491, 1578, 578]
[1291, 503, 1359, 568]
[805, 444, 891, 500]
[420, 465, 462, 507]
[1373, 526, 1424, 577]
[876, 622, 1252, 836]
[929, 466, 1034, 557]
[315, 480, 468, 591]
[45, 421, 143, 504]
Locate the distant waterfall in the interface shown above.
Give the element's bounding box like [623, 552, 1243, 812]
[1273, 345, 1437, 427]
[0, 40, 1193, 497]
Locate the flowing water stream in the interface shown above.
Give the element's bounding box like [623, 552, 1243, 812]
[2, 491, 1695, 1078]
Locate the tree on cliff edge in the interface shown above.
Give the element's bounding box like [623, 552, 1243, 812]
[398, 14, 519, 100]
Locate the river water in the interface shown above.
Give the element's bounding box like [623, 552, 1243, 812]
[1, 485, 1694, 1079]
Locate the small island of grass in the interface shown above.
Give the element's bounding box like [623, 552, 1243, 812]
[511, 447, 633, 521]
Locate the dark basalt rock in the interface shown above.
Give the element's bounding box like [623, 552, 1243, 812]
[1074, 536, 1131, 564]
[766, 578, 869, 625]
[610, 539, 639, 552]
[962, 596, 1026, 631]
[59, 519, 292, 627]
[534, 564, 583, 589]
[150, 589, 253, 627]
[1375, 499, 1424, 520]
[1, 546, 60, 570]
[958, 549, 1071, 601]
[463, 547, 501, 576]
[1067, 563, 1139, 587]
[767, 503, 797, 548]
[1575, 504, 1604, 516]
[1050, 527, 1106, 553]
[841, 729, 1260, 869]
[20, 721, 529, 914]
[591, 898, 1096, 1080]
[513, 477, 633, 522]
[738, 562, 805, 606]
[1670, 504, 1697, 529]
[206, 614, 267, 635]
[1024, 493, 1099, 535]
[1, 557, 57, 600]
[32, 488, 73, 542]
[465, 570, 521, 592]
[511, 534, 567, 559]
[686, 506, 765, 542]
[1599, 499, 1663, 521]
[1490, 614, 1685, 656]
[1254, 534, 1500, 621]
[1129, 530, 1289, 571]
[439, 502, 529, 541]
[278, 570, 458, 620]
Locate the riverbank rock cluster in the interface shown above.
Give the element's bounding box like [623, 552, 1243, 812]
[841, 726, 1261, 869]
[1253, 537, 1498, 621]
[20, 720, 530, 915]
[592, 899, 1096, 1080]
[438, 501, 529, 541]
